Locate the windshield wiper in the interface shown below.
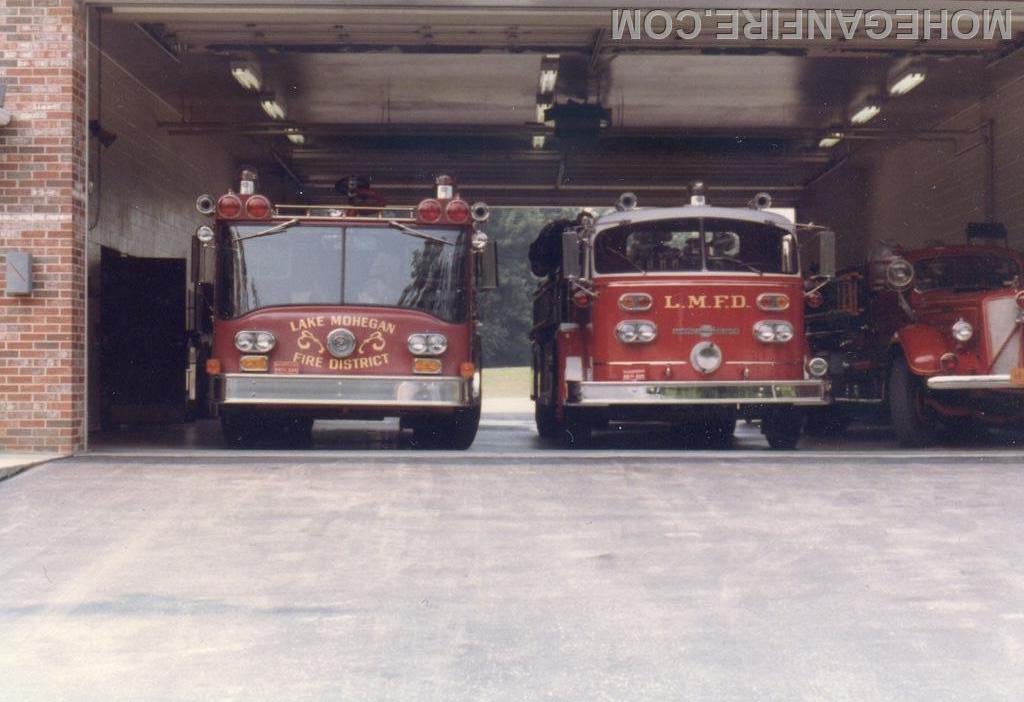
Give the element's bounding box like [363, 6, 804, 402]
[708, 255, 763, 275]
[234, 218, 299, 242]
[387, 220, 453, 246]
[606, 248, 645, 274]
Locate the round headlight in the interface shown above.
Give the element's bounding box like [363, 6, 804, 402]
[807, 356, 829, 378]
[407, 333, 428, 355]
[254, 331, 276, 352]
[774, 322, 794, 343]
[886, 258, 915, 291]
[754, 322, 776, 343]
[426, 333, 448, 355]
[691, 342, 723, 375]
[616, 322, 639, 343]
[952, 319, 973, 342]
[234, 331, 256, 352]
[195, 225, 214, 243]
[636, 322, 657, 343]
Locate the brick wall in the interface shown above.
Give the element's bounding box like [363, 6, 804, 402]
[0, 0, 86, 453]
[802, 50, 1024, 266]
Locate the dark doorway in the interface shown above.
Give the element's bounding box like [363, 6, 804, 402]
[99, 246, 187, 427]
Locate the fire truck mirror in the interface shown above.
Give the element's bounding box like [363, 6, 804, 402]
[561, 231, 582, 279]
[818, 230, 837, 278]
[478, 240, 499, 290]
[195, 282, 215, 334]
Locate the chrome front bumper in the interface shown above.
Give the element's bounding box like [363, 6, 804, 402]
[217, 373, 470, 407]
[926, 374, 1022, 391]
[567, 379, 829, 406]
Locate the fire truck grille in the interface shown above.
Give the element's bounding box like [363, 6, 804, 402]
[985, 296, 1021, 375]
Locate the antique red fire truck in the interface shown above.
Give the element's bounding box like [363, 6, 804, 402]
[806, 235, 1024, 446]
[192, 172, 497, 448]
[530, 186, 833, 449]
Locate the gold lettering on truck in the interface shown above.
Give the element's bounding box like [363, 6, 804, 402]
[663, 294, 748, 309]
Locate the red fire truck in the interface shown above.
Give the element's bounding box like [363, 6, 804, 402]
[806, 236, 1024, 446]
[530, 187, 833, 448]
[192, 172, 497, 448]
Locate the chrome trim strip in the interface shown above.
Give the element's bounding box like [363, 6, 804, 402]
[218, 373, 469, 406]
[926, 374, 1021, 391]
[568, 379, 828, 406]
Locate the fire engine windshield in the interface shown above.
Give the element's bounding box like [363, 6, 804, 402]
[913, 254, 1020, 292]
[594, 217, 793, 275]
[220, 225, 467, 322]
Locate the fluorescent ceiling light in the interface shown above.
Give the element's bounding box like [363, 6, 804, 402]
[818, 132, 843, 148]
[850, 103, 880, 125]
[230, 61, 262, 91]
[536, 103, 551, 124]
[532, 135, 546, 150]
[538, 69, 558, 95]
[260, 94, 286, 120]
[888, 71, 926, 96]
[286, 130, 306, 145]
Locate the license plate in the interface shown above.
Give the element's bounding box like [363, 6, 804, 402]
[622, 368, 646, 382]
[1011, 368, 1024, 386]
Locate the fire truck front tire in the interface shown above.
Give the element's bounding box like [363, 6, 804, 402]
[220, 410, 313, 448]
[561, 409, 593, 449]
[410, 405, 480, 450]
[534, 401, 561, 440]
[888, 355, 936, 447]
[761, 408, 803, 450]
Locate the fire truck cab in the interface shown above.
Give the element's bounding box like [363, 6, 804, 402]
[192, 172, 497, 449]
[530, 187, 833, 449]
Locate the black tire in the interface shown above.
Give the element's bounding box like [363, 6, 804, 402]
[762, 408, 803, 450]
[412, 404, 481, 450]
[562, 409, 593, 449]
[889, 355, 935, 447]
[803, 407, 850, 437]
[535, 400, 562, 440]
[221, 411, 313, 448]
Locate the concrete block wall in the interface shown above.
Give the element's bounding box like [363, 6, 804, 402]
[802, 50, 1024, 266]
[0, 0, 86, 453]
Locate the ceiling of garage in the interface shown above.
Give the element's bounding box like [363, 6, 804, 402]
[93, 2, 1023, 205]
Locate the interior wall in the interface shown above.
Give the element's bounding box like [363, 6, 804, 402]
[801, 50, 1024, 267]
[86, 46, 236, 430]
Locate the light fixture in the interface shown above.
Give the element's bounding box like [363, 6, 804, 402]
[538, 55, 559, 95]
[536, 102, 552, 125]
[850, 100, 881, 125]
[230, 61, 262, 91]
[260, 93, 286, 120]
[818, 131, 843, 148]
[532, 135, 546, 150]
[286, 129, 305, 145]
[888, 68, 926, 96]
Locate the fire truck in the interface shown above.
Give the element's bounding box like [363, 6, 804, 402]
[192, 172, 497, 448]
[805, 231, 1024, 446]
[530, 186, 833, 449]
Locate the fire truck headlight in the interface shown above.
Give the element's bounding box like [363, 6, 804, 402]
[691, 342, 723, 374]
[807, 356, 829, 378]
[254, 332, 276, 353]
[952, 319, 973, 342]
[636, 322, 657, 343]
[195, 225, 214, 243]
[616, 321, 656, 344]
[234, 331, 256, 352]
[774, 322, 794, 343]
[754, 321, 794, 343]
[426, 333, 448, 355]
[886, 258, 915, 291]
[408, 333, 448, 356]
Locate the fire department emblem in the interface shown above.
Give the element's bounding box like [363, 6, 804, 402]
[326, 328, 357, 358]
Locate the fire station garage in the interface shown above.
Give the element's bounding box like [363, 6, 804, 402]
[2, 1, 1024, 453]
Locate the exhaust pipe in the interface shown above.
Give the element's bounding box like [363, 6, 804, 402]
[750, 192, 772, 210]
[615, 192, 638, 212]
[195, 194, 216, 215]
